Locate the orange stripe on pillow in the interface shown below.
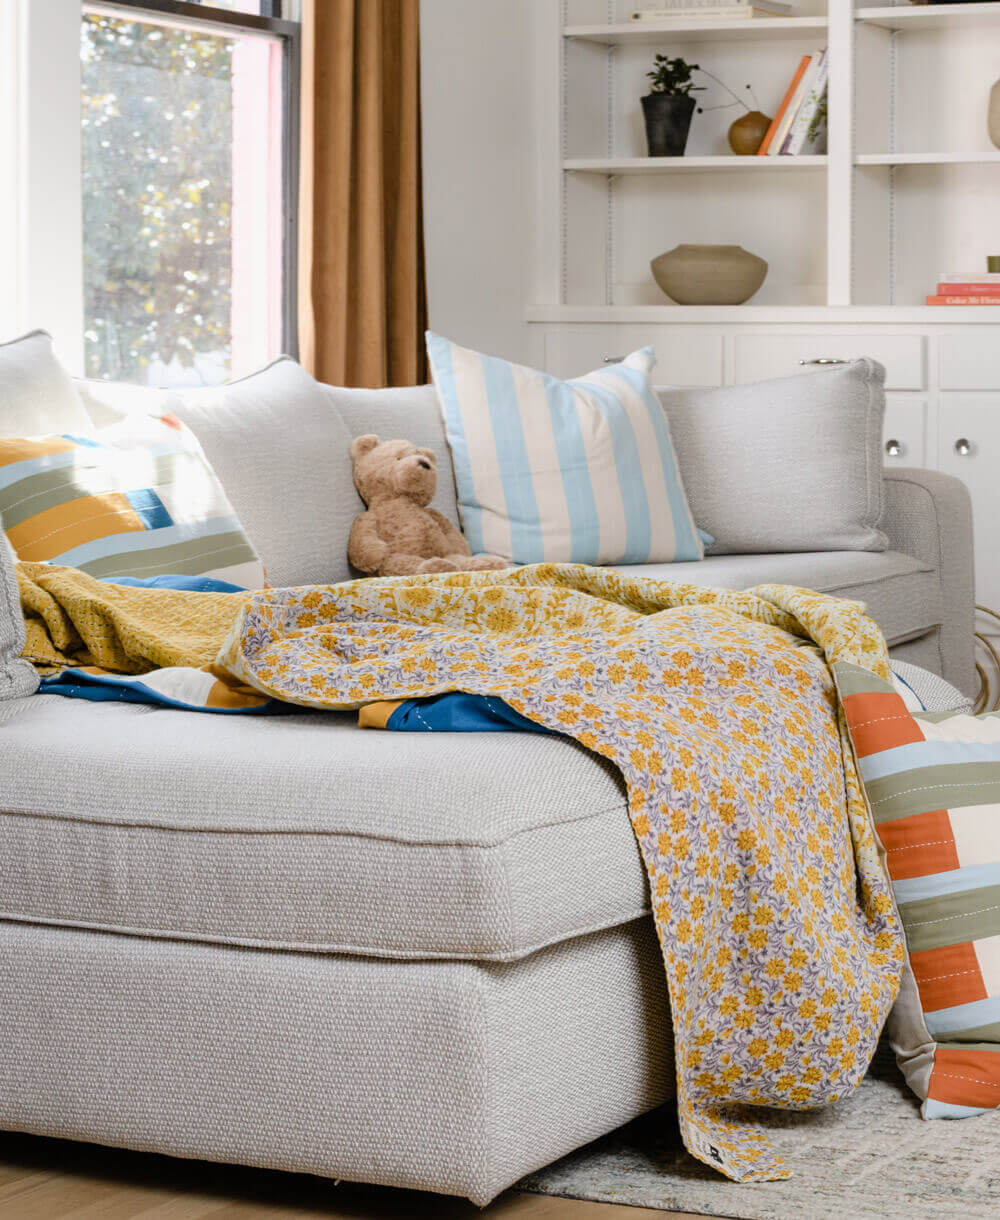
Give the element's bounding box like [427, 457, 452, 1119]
[928, 1047, 1000, 1109]
[877, 808, 958, 881]
[0, 436, 76, 467]
[841, 690, 925, 757]
[910, 942, 987, 1013]
[6, 492, 144, 559]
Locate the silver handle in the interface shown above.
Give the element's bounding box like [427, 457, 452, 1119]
[885, 438, 902, 458]
[799, 357, 848, 366]
[955, 437, 973, 456]
[603, 355, 626, 364]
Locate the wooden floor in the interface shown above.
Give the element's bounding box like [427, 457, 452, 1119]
[0, 1132, 714, 1220]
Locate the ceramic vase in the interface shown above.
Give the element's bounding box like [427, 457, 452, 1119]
[990, 80, 1000, 151]
[650, 244, 768, 305]
[641, 94, 696, 157]
[728, 110, 771, 156]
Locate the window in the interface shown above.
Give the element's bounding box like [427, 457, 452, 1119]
[80, 1, 299, 387]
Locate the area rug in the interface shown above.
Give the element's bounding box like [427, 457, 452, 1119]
[521, 1041, 1000, 1218]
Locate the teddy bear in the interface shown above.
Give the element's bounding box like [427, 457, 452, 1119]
[347, 435, 509, 577]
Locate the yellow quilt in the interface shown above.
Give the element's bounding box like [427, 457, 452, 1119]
[19, 561, 905, 1179]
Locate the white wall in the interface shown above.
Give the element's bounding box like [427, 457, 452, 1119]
[420, 0, 538, 366]
[1, 0, 84, 370]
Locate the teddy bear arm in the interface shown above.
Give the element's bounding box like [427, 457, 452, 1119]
[348, 512, 389, 574]
[424, 508, 471, 557]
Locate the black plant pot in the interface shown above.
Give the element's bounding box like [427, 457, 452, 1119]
[641, 93, 696, 157]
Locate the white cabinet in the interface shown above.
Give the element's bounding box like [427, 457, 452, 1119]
[540, 325, 722, 385]
[733, 334, 926, 390]
[937, 398, 1000, 614]
[883, 398, 927, 468]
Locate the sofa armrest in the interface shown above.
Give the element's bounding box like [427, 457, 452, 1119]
[881, 467, 976, 698]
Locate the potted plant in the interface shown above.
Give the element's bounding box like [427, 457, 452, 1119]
[641, 54, 702, 157]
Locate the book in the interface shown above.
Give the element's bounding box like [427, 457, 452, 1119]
[629, 5, 791, 17]
[935, 283, 1000, 296]
[779, 49, 824, 154]
[926, 295, 1000, 305]
[783, 49, 828, 155]
[768, 55, 813, 155]
[940, 273, 1000, 283]
[758, 54, 811, 155]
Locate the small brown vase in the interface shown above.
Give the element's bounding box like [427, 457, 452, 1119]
[990, 79, 1000, 151]
[728, 110, 771, 156]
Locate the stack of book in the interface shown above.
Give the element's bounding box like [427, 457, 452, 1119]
[757, 49, 828, 155]
[629, 1, 793, 21]
[927, 275, 1000, 306]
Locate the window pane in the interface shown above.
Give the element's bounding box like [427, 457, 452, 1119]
[81, 12, 284, 387]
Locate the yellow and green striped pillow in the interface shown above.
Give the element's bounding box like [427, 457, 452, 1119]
[0, 413, 265, 588]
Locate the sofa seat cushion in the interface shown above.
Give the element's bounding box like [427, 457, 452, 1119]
[616, 549, 940, 647]
[0, 695, 646, 962]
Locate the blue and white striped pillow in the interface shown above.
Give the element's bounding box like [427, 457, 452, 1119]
[426, 334, 703, 566]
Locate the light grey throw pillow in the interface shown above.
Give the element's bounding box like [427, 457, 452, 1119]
[0, 330, 91, 436]
[0, 514, 38, 700]
[657, 359, 887, 554]
[328, 382, 461, 529]
[78, 359, 359, 588]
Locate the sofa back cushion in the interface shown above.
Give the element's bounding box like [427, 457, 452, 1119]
[78, 359, 359, 587]
[657, 358, 887, 554]
[329, 382, 461, 528]
[0, 331, 91, 437]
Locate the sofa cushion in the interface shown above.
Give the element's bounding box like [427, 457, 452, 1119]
[329, 382, 461, 529]
[616, 549, 940, 647]
[77, 359, 358, 588]
[0, 331, 91, 436]
[657, 359, 887, 555]
[0, 694, 645, 961]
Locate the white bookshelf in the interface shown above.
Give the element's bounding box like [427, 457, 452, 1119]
[536, 0, 1000, 314]
[529, 0, 1000, 625]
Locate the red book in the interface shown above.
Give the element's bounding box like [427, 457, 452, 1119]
[936, 283, 1000, 296]
[926, 295, 1000, 305]
[757, 55, 811, 156]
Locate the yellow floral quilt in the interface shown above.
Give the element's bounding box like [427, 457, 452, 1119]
[19, 560, 905, 1179]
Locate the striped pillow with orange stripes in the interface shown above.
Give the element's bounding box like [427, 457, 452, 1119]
[836, 660, 1000, 1119]
[0, 413, 265, 588]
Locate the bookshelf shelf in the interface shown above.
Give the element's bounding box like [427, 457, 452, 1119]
[564, 17, 828, 45]
[856, 2, 1000, 31]
[855, 152, 1000, 167]
[564, 155, 828, 174]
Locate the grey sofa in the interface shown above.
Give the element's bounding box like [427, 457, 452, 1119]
[0, 357, 977, 1206]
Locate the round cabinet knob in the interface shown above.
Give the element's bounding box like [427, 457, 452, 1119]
[885, 438, 902, 458]
[954, 438, 973, 456]
[798, 357, 848, 366]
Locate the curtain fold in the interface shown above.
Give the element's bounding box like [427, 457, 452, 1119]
[298, 0, 427, 388]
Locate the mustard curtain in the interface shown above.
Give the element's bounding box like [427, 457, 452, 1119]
[298, 0, 428, 387]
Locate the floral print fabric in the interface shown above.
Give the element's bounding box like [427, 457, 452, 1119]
[219, 563, 905, 1181]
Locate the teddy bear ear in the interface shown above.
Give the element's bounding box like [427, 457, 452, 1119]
[417, 447, 436, 462]
[350, 434, 379, 461]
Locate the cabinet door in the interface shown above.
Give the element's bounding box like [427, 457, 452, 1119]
[608, 327, 723, 387]
[937, 399, 1000, 613]
[733, 333, 925, 390]
[541, 327, 611, 380]
[883, 398, 927, 468]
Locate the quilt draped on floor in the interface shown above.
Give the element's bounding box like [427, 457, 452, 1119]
[17, 560, 905, 1179]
